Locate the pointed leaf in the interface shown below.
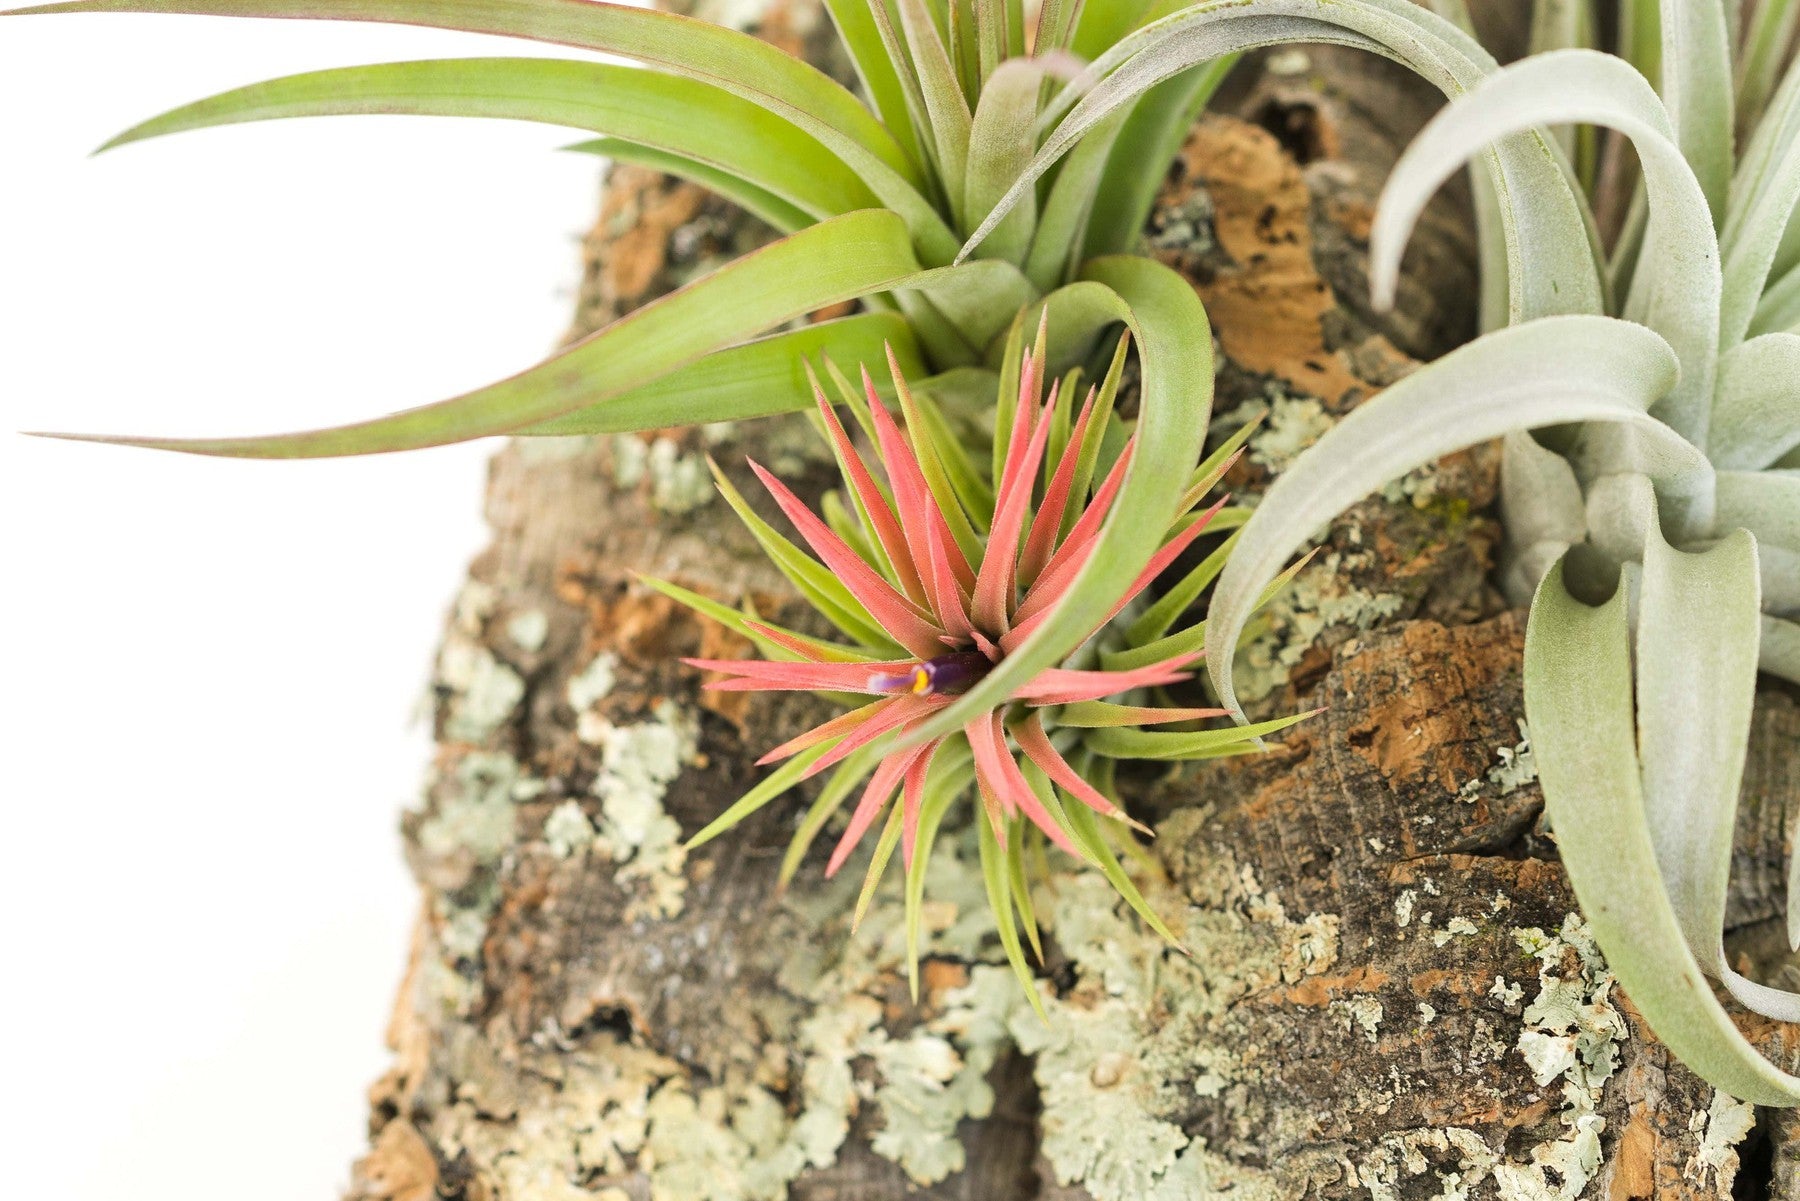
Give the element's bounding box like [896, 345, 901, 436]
[1207, 316, 1686, 719]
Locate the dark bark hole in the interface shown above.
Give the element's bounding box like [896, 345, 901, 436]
[1252, 97, 1333, 166]
[1735, 1116, 1775, 1200]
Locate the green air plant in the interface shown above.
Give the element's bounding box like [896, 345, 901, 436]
[1204, 1, 1800, 1104]
[4, 0, 1597, 843]
[650, 320, 1313, 1006]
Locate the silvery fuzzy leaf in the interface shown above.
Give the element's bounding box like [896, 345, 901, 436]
[1654, 0, 1734, 220]
[1635, 525, 1800, 1021]
[966, 0, 1604, 323]
[1721, 35, 1800, 346]
[1525, 562, 1800, 1103]
[1716, 470, 1800, 550]
[1710, 332, 1800, 470]
[1370, 49, 1720, 447]
[1206, 315, 1678, 718]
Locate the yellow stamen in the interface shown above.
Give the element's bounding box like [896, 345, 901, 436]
[911, 666, 931, 694]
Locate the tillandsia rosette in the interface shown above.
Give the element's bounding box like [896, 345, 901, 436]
[1204, 1, 1800, 1103]
[646, 321, 1312, 1007]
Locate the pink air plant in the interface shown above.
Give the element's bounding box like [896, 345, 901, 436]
[685, 339, 1231, 881]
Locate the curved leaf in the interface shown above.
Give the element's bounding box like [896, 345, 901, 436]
[522, 314, 925, 436]
[1636, 527, 1799, 1021]
[100, 58, 880, 224]
[1653, 0, 1733, 220]
[1079, 56, 1235, 261]
[1765, 615, 1800, 684]
[961, 55, 1042, 264]
[1721, 42, 1800, 347]
[1710, 333, 1800, 470]
[1717, 470, 1800, 550]
[1370, 49, 1717, 445]
[31, 210, 925, 457]
[1206, 316, 1681, 718]
[971, 0, 1604, 324]
[10, 0, 962, 261]
[564, 137, 811, 234]
[907, 257, 1213, 747]
[1525, 560, 1800, 1105]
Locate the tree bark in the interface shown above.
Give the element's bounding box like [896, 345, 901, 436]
[345, 3, 1800, 1198]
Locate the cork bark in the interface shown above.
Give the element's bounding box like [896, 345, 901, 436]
[345, 3, 1800, 1198]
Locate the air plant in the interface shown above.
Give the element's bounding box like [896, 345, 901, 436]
[1204, 1, 1800, 1104]
[648, 321, 1311, 1005]
[4, 0, 1565, 871]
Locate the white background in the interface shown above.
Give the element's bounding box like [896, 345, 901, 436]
[0, 13, 602, 1197]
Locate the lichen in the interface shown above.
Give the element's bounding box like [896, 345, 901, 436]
[543, 799, 596, 858]
[1686, 1089, 1757, 1190]
[1491, 914, 1624, 1200]
[438, 639, 526, 743]
[1458, 720, 1538, 803]
[585, 700, 699, 920]
[506, 608, 549, 653]
[1232, 548, 1407, 703]
[1005, 820, 1352, 1201]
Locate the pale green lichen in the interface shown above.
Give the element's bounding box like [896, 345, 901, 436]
[506, 608, 550, 653]
[543, 799, 596, 858]
[610, 435, 719, 515]
[1459, 720, 1538, 803]
[1232, 549, 1407, 703]
[1006, 820, 1346, 1201]
[584, 700, 699, 921]
[417, 751, 525, 868]
[1686, 1089, 1757, 1189]
[438, 640, 527, 743]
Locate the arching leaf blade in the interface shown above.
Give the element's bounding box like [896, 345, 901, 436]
[1525, 561, 1800, 1105]
[99, 58, 880, 223]
[1206, 316, 1684, 719]
[30, 210, 926, 457]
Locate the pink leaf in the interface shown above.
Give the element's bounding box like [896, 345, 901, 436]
[1011, 712, 1149, 833]
[748, 459, 944, 658]
[813, 387, 928, 606]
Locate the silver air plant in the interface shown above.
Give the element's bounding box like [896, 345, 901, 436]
[1208, 0, 1800, 1104]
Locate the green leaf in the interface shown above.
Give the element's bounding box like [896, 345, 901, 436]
[853, 804, 906, 930]
[1205, 316, 1688, 719]
[895, 0, 973, 226]
[1085, 709, 1314, 760]
[1721, 46, 1800, 347]
[1764, 615, 1800, 686]
[522, 315, 925, 436]
[978, 808, 1046, 1019]
[1123, 525, 1243, 645]
[909, 258, 1213, 748]
[1025, 110, 1128, 291]
[1524, 559, 1800, 1105]
[635, 575, 873, 665]
[709, 457, 901, 652]
[1370, 49, 1717, 444]
[563, 138, 812, 234]
[32, 209, 926, 457]
[13, 0, 964, 261]
[1716, 470, 1800, 551]
[780, 750, 881, 888]
[903, 741, 975, 1000]
[823, 0, 929, 174]
[686, 742, 836, 851]
[1080, 56, 1235, 261]
[1060, 771, 1181, 946]
[98, 58, 880, 224]
[1736, 0, 1799, 131]
[977, 0, 1606, 326]
[963, 59, 1045, 265]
